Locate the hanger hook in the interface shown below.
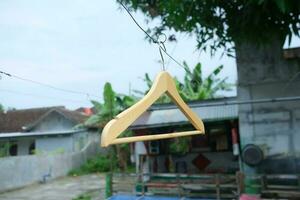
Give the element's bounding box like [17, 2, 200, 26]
[159, 45, 165, 71]
[157, 33, 167, 44]
[157, 33, 167, 71]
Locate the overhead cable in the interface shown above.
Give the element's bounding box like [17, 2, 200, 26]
[0, 70, 101, 99]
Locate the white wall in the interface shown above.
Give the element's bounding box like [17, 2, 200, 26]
[0, 131, 99, 156]
[17, 139, 34, 156]
[36, 136, 73, 153]
[235, 42, 300, 174]
[0, 138, 101, 192]
[73, 132, 89, 152]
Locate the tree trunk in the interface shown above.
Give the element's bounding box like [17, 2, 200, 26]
[235, 39, 299, 86]
[116, 145, 128, 172]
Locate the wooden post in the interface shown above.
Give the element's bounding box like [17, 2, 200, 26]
[105, 173, 113, 199]
[216, 174, 220, 200]
[261, 175, 267, 191]
[176, 173, 181, 197]
[236, 171, 245, 195]
[142, 173, 145, 195]
[298, 175, 300, 191]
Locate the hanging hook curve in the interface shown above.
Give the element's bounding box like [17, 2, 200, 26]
[157, 33, 167, 71]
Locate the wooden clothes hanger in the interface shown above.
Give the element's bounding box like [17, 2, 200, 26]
[101, 71, 205, 147]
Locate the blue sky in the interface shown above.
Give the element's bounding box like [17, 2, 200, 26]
[2, 0, 296, 110]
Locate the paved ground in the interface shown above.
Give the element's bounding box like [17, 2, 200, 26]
[0, 174, 106, 200]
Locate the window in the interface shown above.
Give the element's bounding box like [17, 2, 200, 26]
[149, 141, 159, 154]
[191, 135, 210, 152]
[29, 141, 35, 155]
[191, 122, 232, 152]
[9, 142, 18, 156]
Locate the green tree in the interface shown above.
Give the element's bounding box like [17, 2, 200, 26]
[0, 143, 9, 157]
[117, 1, 300, 88]
[119, 1, 299, 55]
[179, 62, 232, 100]
[0, 104, 4, 113]
[85, 83, 136, 127]
[135, 62, 232, 103]
[85, 82, 137, 171]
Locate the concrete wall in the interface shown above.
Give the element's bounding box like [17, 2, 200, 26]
[0, 136, 101, 192]
[0, 130, 98, 156]
[236, 42, 300, 174]
[36, 136, 73, 153]
[17, 139, 34, 156]
[31, 130, 95, 154]
[72, 131, 89, 152]
[238, 81, 300, 174]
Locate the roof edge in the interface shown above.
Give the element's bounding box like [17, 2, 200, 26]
[149, 96, 237, 111]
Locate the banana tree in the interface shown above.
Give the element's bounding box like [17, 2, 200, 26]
[85, 82, 137, 171]
[180, 62, 233, 101]
[85, 83, 136, 127]
[135, 62, 233, 103]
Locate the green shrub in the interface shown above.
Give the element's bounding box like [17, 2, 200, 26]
[168, 137, 190, 155]
[69, 155, 111, 176]
[72, 194, 91, 200]
[83, 155, 111, 172]
[0, 143, 9, 157]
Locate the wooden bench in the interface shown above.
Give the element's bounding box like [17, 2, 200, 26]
[261, 175, 300, 199]
[111, 172, 243, 199]
[248, 174, 300, 199]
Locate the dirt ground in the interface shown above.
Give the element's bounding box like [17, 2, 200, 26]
[0, 174, 106, 200]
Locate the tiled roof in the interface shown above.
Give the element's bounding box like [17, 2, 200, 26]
[0, 106, 87, 133]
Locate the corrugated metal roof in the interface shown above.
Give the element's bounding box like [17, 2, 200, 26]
[130, 97, 238, 129]
[0, 129, 85, 139]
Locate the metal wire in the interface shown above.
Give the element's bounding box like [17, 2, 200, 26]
[158, 41, 167, 71]
[0, 70, 101, 99]
[117, 0, 158, 44]
[0, 89, 88, 104]
[117, 0, 187, 71]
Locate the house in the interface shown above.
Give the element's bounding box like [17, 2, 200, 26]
[109, 94, 300, 198]
[0, 106, 96, 156]
[129, 97, 240, 174]
[128, 47, 300, 179]
[130, 93, 300, 177]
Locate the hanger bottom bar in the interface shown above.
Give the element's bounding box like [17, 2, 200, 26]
[110, 130, 204, 145]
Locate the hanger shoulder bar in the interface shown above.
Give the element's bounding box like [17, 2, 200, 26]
[101, 72, 169, 147]
[111, 130, 204, 145]
[101, 71, 205, 147]
[165, 73, 205, 132]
